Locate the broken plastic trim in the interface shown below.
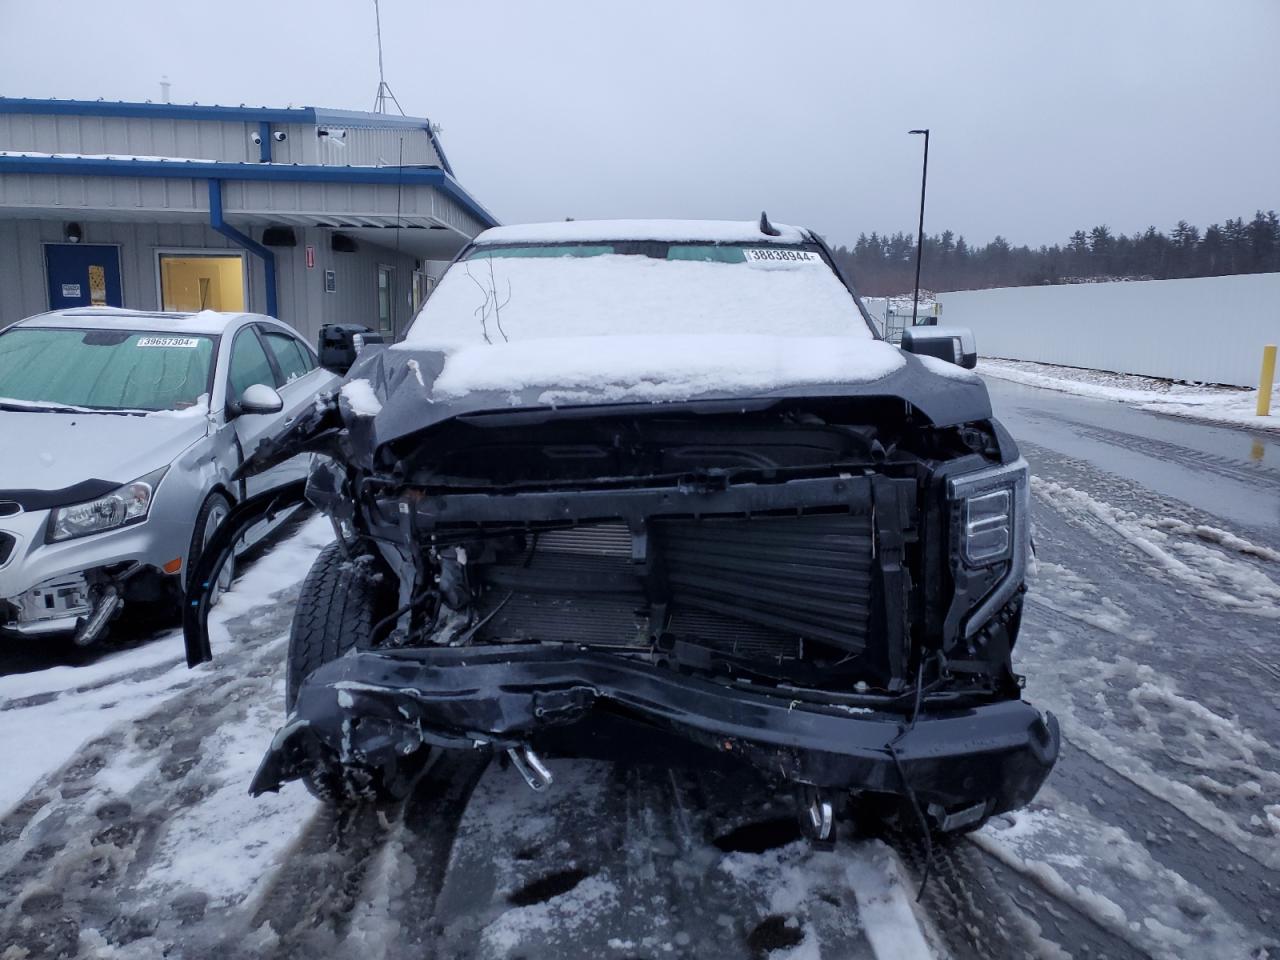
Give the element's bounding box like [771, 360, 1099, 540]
[182, 480, 308, 667]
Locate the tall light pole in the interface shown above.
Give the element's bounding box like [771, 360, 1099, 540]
[908, 129, 929, 326]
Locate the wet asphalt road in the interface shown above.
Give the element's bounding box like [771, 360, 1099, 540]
[1, 378, 1278, 959]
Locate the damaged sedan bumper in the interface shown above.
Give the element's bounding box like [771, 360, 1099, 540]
[251, 644, 1060, 827]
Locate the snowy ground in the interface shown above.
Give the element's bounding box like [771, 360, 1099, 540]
[979, 357, 1280, 432]
[2, 378, 1279, 959]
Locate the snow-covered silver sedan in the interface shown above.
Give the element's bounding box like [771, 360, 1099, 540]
[0, 308, 338, 644]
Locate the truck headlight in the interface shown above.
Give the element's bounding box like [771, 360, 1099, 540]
[963, 488, 1013, 565]
[47, 467, 168, 542]
[948, 457, 1030, 636]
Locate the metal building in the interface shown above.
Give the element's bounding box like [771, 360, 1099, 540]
[0, 98, 498, 343]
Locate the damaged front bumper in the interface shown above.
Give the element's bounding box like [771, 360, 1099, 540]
[252, 644, 1059, 826]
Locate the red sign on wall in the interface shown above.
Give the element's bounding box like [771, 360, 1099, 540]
[305, 244, 315, 269]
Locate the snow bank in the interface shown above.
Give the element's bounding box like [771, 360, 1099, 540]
[980, 358, 1279, 431]
[976, 795, 1270, 958]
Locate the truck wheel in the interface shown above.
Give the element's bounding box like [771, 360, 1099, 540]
[286, 541, 419, 805]
[188, 492, 234, 606]
[285, 540, 383, 709]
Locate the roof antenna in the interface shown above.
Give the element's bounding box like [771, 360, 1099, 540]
[371, 0, 405, 115]
[758, 211, 781, 237]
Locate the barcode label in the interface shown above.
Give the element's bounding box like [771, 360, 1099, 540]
[137, 336, 200, 349]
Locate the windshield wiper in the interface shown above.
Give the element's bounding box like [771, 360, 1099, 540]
[0, 397, 151, 415]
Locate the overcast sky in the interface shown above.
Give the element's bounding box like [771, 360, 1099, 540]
[1, 0, 1275, 248]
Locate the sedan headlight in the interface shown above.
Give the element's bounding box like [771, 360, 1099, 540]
[47, 467, 168, 542]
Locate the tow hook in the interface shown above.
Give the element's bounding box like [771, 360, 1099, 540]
[508, 746, 554, 792]
[796, 784, 835, 848]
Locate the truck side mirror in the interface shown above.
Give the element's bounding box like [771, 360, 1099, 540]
[318, 323, 385, 375]
[901, 325, 977, 369]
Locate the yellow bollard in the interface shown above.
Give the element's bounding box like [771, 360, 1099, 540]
[1259, 344, 1277, 417]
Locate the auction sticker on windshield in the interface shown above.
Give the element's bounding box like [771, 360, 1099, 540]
[137, 336, 201, 348]
[743, 248, 823, 268]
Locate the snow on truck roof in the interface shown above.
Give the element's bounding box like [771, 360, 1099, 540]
[14, 308, 267, 334]
[474, 219, 812, 245]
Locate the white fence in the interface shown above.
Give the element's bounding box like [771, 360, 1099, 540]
[937, 273, 1280, 387]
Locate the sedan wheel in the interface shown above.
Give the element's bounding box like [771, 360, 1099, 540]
[196, 495, 235, 607]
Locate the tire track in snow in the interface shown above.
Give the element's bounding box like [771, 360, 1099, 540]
[0, 586, 315, 960]
[892, 828, 1144, 960]
[1018, 410, 1280, 487]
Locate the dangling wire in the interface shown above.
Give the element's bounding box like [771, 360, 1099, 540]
[885, 656, 935, 901]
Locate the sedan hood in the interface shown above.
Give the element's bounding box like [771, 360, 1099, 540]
[0, 410, 208, 495]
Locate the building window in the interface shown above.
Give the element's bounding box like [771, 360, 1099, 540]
[159, 254, 246, 312]
[377, 265, 395, 338]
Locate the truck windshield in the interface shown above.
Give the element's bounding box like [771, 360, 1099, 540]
[0, 328, 215, 412]
[402, 242, 871, 346]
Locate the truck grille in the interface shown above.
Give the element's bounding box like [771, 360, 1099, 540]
[474, 512, 873, 659]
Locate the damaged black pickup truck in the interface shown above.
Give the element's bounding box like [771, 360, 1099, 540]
[185, 217, 1058, 841]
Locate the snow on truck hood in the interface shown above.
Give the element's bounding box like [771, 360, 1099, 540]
[350, 227, 993, 434]
[426, 334, 906, 404]
[0, 409, 207, 492]
[395, 249, 884, 405]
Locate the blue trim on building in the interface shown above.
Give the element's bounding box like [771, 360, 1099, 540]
[208, 179, 278, 318]
[0, 153, 499, 228]
[257, 121, 272, 163]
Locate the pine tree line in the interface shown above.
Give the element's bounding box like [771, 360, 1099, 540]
[830, 209, 1280, 297]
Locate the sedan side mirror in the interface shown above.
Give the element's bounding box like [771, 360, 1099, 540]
[232, 383, 284, 417]
[900, 325, 977, 369]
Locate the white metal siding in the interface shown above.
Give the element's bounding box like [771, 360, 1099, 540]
[938, 273, 1280, 387]
[0, 113, 265, 163]
[1, 114, 441, 171]
[0, 218, 261, 329]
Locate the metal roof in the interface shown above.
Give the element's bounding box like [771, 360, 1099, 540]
[0, 153, 499, 228]
[0, 97, 434, 131]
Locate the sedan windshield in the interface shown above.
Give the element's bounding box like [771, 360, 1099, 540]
[0, 328, 215, 412]
[403, 242, 871, 346]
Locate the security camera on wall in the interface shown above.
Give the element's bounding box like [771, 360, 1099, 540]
[272, 130, 287, 142]
[249, 131, 263, 146]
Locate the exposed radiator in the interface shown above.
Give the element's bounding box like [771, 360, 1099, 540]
[473, 512, 873, 659]
[656, 513, 873, 654]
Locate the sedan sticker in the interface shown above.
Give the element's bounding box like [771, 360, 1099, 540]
[743, 248, 823, 268]
[137, 336, 201, 349]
